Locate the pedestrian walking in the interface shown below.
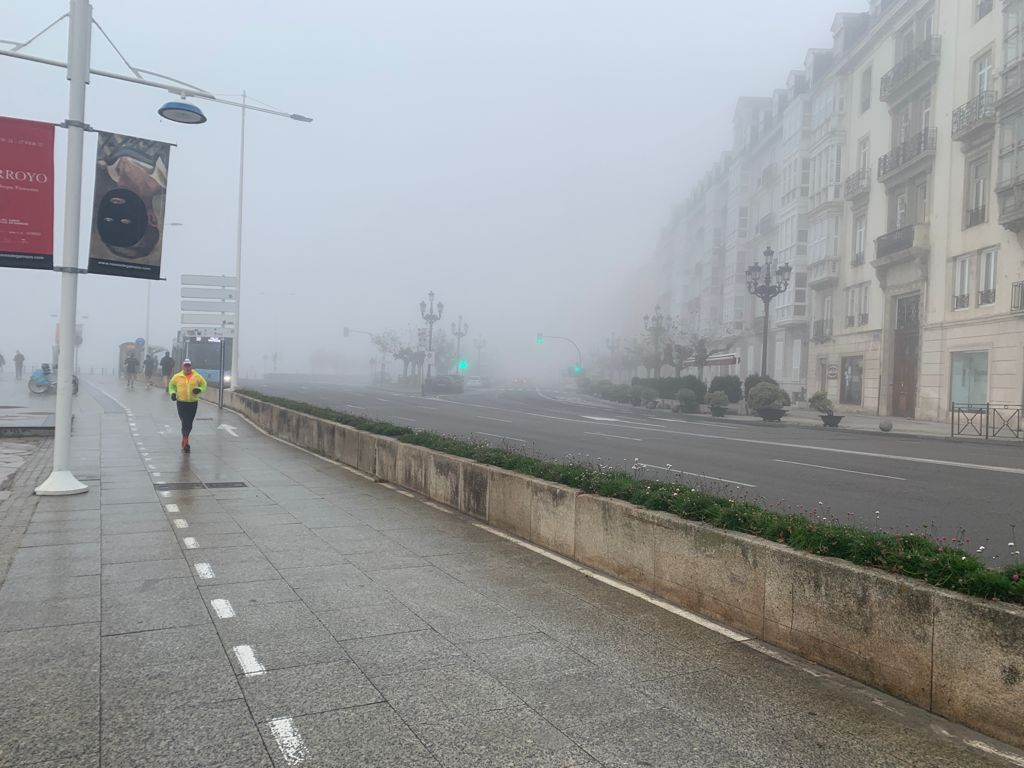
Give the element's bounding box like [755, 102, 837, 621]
[13, 350, 24, 380]
[124, 353, 140, 390]
[168, 358, 207, 453]
[143, 354, 157, 388]
[160, 352, 175, 388]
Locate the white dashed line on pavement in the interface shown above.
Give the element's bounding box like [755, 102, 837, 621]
[194, 562, 215, 579]
[183, 537, 199, 549]
[173, 519, 188, 529]
[584, 431, 642, 442]
[210, 599, 236, 618]
[474, 432, 527, 444]
[268, 717, 310, 765]
[165, 503, 179, 513]
[773, 459, 906, 481]
[232, 645, 265, 676]
[637, 463, 756, 489]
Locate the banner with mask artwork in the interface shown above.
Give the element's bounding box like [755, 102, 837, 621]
[0, 116, 55, 270]
[87, 131, 171, 280]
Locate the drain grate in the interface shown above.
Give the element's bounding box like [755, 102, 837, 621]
[153, 482, 205, 491]
[205, 481, 247, 489]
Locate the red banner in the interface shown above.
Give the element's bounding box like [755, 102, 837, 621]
[0, 117, 55, 270]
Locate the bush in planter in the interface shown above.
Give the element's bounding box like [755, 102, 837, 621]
[705, 390, 729, 416]
[743, 373, 777, 401]
[678, 375, 707, 404]
[808, 391, 834, 415]
[629, 385, 659, 406]
[747, 381, 789, 411]
[676, 388, 699, 413]
[709, 375, 742, 403]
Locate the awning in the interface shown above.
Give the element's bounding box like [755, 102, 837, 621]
[681, 353, 739, 368]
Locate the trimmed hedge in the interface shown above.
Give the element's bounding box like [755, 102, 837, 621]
[238, 389, 1024, 605]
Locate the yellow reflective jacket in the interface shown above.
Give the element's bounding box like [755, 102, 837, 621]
[168, 371, 208, 402]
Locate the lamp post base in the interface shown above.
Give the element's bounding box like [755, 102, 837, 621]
[35, 470, 89, 496]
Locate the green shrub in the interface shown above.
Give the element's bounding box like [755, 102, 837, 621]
[747, 381, 788, 410]
[678, 375, 707, 403]
[744, 373, 776, 400]
[676, 388, 698, 413]
[709, 374, 742, 403]
[809, 391, 834, 415]
[237, 389, 1024, 606]
[631, 378, 687, 399]
[705, 390, 729, 408]
[629, 385, 659, 406]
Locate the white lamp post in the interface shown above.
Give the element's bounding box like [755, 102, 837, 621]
[1, 0, 311, 495]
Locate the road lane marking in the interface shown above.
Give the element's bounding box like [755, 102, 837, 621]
[344, 404, 366, 410]
[584, 431, 642, 442]
[210, 598, 236, 618]
[964, 740, 1024, 767]
[173, 519, 189, 529]
[217, 424, 239, 437]
[475, 432, 527, 444]
[194, 562, 215, 579]
[773, 459, 906, 481]
[637, 462, 756, 488]
[391, 415, 417, 423]
[582, 416, 619, 422]
[478, 416, 514, 423]
[165, 503, 179, 513]
[269, 717, 310, 765]
[232, 645, 265, 676]
[183, 536, 199, 549]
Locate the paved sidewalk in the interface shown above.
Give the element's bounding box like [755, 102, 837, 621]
[0, 381, 1021, 767]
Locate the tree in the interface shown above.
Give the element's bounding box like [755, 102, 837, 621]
[669, 342, 694, 378]
[689, 334, 736, 383]
[395, 346, 417, 379]
[370, 331, 400, 384]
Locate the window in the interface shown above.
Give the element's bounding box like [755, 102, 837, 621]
[846, 285, 856, 327]
[860, 67, 872, 113]
[895, 193, 908, 229]
[737, 206, 749, 239]
[845, 283, 869, 327]
[975, 51, 994, 95]
[1005, 1, 1023, 94]
[954, 255, 971, 309]
[999, 112, 1024, 186]
[977, 0, 993, 20]
[915, 176, 930, 223]
[951, 351, 988, 404]
[853, 216, 867, 264]
[840, 356, 864, 405]
[965, 155, 989, 227]
[857, 136, 870, 172]
[980, 248, 997, 304]
[920, 90, 932, 130]
[858, 283, 869, 325]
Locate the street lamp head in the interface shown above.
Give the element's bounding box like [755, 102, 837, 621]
[289, 114, 314, 123]
[158, 101, 207, 124]
[777, 262, 793, 289]
[419, 300, 427, 317]
[437, 301, 444, 318]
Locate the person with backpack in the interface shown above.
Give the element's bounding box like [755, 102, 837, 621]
[160, 352, 175, 387]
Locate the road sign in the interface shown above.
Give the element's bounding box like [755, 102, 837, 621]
[135, 337, 145, 346]
[180, 299, 237, 313]
[425, 351, 436, 366]
[181, 313, 237, 326]
[183, 327, 236, 339]
[180, 287, 238, 300]
[181, 274, 238, 288]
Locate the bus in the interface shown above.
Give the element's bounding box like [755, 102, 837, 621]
[173, 331, 233, 387]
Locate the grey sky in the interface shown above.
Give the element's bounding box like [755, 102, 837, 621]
[2, 0, 851, 378]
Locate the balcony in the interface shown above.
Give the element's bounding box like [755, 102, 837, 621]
[844, 168, 871, 202]
[812, 318, 833, 343]
[953, 293, 970, 310]
[758, 163, 778, 189]
[774, 303, 808, 328]
[807, 257, 840, 287]
[880, 36, 941, 104]
[979, 288, 996, 306]
[851, 250, 866, 266]
[952, 91, 997, 147]
[877, 128, 937, 184]
[965, 206, 987, 228]
[997, 181, 1024, 232]
[873, 223, 930, 271]
[1012, 282, 1024, 313]
[757, 212, 776, 235]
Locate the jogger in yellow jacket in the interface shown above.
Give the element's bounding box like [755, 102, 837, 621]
[168, 358, 207, 453]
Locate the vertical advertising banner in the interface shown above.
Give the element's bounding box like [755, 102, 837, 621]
[0, 117, 55, 270]
[88, 131, 171, 280]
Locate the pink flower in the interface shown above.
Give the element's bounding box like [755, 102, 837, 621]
[1013, 573, 1021, 582]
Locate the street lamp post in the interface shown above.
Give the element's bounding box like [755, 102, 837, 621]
[745, 245, 792, 377]
[451, 316, 468, 374]
[419, 292, 443, 380]
[643, 305, 671, 376]
[473, 337, 486, 370]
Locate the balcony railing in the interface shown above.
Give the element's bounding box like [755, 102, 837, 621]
[875, 224, 916, 259]
[807, 257, 839, 287]
[953, 293, 970, 310]
[880, 36, 941, 103]
[851, 250, 865, 266]
[844, 168, 871, 200]
[952, 91, 997, 142]
[878, 128, 937, 182]
[858, 313, 869, 326]
[965, 206, 987, 228]
[812, 319, 833, 342]
[1012, 281, 1024, 313]
[845, 315, 856, 329]
[979, 288, 996, 306]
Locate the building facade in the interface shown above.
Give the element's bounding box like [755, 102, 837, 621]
[663, 0, 1024, 421]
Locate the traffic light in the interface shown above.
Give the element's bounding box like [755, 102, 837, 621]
[458, 359, 469, 371]
[536, 333, 544, 344]
[573, 365, 581, 374]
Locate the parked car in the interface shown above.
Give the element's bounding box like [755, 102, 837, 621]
[465, 376, 484, 389]
[422, 375, 464, 395]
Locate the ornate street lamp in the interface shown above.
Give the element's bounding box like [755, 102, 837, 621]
[419, 291, 444, 379]
[451, 316, 469, 375]
[745, 245, 792, 377]
[643, 305, 671, 375]
[473, 337, 486, 369]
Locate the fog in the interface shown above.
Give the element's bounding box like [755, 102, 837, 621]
[2, 0, 846, 383]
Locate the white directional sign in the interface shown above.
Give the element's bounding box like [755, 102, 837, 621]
[181, 274, 238, 337]
[181, 299, 238, 312]
[182, 313, 237, 326]
[181, 274, 238, 288]
[181, 287, 238, 300]
[183, 326, 236, 338]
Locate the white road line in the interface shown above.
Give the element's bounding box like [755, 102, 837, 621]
[173, 519, 189, 529]
[637, 462, 756, 488]
[582, 416, 619, 422]
[584, 431, 642, 442]
[344, 404, 366, 410]
[159, 491, 171, 498]
[232, 645, 265, 676]
[391, 416, 417, 423]
[194, 562, 215, 579]
[964, 740, 1024, 767]
[414, 405, 440, 411]
[376, 398, 391, 403]
[210, 598, 236, 618]
[475, 432, 527, 444]
[773, 459, 906, 481]
[183, 536, 199, 549]
[268, 717, 310, 765]
[165, 503, 179, 513]
[478, 416, 514, 423]
[475, 523, 750, 642]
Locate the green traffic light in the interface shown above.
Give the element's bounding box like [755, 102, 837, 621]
[458, 359, 469, 370]
[574, 366, 581, 373]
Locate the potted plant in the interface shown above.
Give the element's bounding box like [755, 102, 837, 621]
[676, 388, 699, 414]
[810, 391, 843, 427]
[747, 381, 789, 422]
[705, 390, 729, 417]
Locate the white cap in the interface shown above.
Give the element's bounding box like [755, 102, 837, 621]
[182, 358, 192, 365]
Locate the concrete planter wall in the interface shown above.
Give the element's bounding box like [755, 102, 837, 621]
[227, 393, 1024, 748]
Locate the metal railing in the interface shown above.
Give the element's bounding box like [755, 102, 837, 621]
[965, 206, 987, 228]
[812, 318, 833, 341]
[978, 288, 996, 306]
[953, 293, 970, 310]
[851, 250, 865, 266]
[878, 128, 938, 181]
[952, 91, 997, 139]
[1012, 281, 1024, 313]
[875, 224, 916, 259]
[952, 403, 1024, 439]
[880, 36, 941, 102]
[845, 168, 871, 199]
